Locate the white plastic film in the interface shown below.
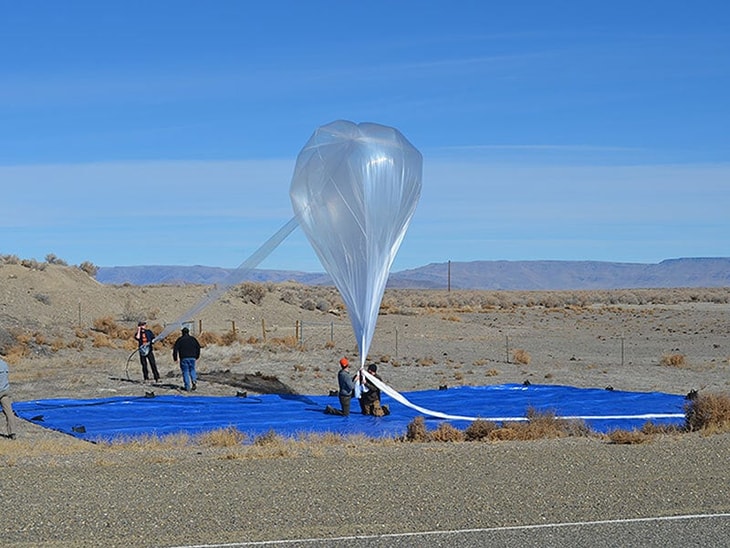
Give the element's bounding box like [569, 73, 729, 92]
[290, 120, 422, 365]
[361, 370, 686, 423]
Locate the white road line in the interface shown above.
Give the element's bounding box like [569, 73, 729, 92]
[170, 512, 730, 547]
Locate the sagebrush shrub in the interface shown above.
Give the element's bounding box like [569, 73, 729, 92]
[92, 316, 119, 336]
[198, 426, 247, 447]
[254, 429, 283, 446]
[660, 353, 686, 367]
[198, 331, 223, 346]
[220, 331, 239, 346]
[464, 419, 498, 441]
[235, 282, 267, 305]
[78, 261, 98, 276]
[430, 422, 464, 442]
[405, 416, 429, 442]
[607, 429, 652, 444]
[92, 332, 114, 348]
[685, 392, 730, 433]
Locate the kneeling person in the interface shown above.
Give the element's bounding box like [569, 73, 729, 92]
[325, 357, 355, 416]
[360, 363, 389, 417]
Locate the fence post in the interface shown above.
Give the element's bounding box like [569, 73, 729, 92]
[621, 336, 625, 366]
[198, 319, 202, 334]
[506, 335, 510, 363]
[330, 321, 334, 342]
[395, 327, 398, 357]
[261, 318, 266, 341]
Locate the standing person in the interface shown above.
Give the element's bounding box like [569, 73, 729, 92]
[0, 357, 17, 439]
[134, 321, 160, 383]
[359, 363, 389, 416]
[325, 357, 355, 416]
[173, 327, 201, 392]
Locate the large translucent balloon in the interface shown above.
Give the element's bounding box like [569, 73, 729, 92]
[290, 120, 422, 365]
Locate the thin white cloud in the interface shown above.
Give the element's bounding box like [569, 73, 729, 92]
[435, 144, 643, 153]
[2, 158, 727, 270]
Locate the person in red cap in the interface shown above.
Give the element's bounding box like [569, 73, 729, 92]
[325, 357, 355, 416]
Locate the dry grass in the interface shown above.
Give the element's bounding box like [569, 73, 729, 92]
[685, 392, 730, 433]
[429, 422, 465, 442]
[401, 398, 729, 445]
[197, 426, 248, 447]
[0, 436, 93, 463]
[512, 349, 531, 365]
[489, 408, 590, 441]
[2, 345, 27, 364]
[604, 421, 684, 444]
[267, 335, 300, 348]
[442, 314, 462, 322]
[660, 353, 686, 367]
[107, 432, 192, 449]
[405, 416, 429, 442]
[0, 427, 401, 465]
[464, 419, 499, 441]
[199, 331, 224, 346]
[92, 316, 123, 338]
[607, 428, 653, 444]
[92, 332, 115, 348]
[405, 409, 590, 444]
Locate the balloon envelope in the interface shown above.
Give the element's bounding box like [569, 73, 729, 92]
[290, 120, 422, 365]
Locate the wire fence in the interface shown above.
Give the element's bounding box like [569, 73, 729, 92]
[180, 311, 728, 370]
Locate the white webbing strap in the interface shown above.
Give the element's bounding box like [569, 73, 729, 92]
[360, 370, 685, 423]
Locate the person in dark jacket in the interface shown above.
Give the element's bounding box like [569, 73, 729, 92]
[172, 327, 201, 391]
[325, 357, 355, 416]
[359, 363, 389, 416]
[134, 321, 160, 382]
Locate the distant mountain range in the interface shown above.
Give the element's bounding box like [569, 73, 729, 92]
[96, 258, 730, 290]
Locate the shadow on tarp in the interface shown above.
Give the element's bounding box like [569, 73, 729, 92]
[14, 384, 688, 443]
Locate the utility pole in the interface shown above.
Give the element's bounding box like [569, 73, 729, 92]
[447, 260, 451, 292]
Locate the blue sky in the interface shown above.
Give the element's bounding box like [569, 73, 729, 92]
[1, 1, 728, 272]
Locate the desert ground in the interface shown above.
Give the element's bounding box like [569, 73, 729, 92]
[1, 262, 729, 546]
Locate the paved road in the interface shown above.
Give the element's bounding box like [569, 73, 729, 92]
[2, 435, 729, 547]
[175, 514, 727, 547]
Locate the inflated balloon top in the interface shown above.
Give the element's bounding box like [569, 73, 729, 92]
[290, 120, 422, 366]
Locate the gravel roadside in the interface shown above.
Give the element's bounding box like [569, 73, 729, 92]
[1, 434, 729, 547]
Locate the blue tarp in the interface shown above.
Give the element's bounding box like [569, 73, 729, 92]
[14, 384, 688, 443]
